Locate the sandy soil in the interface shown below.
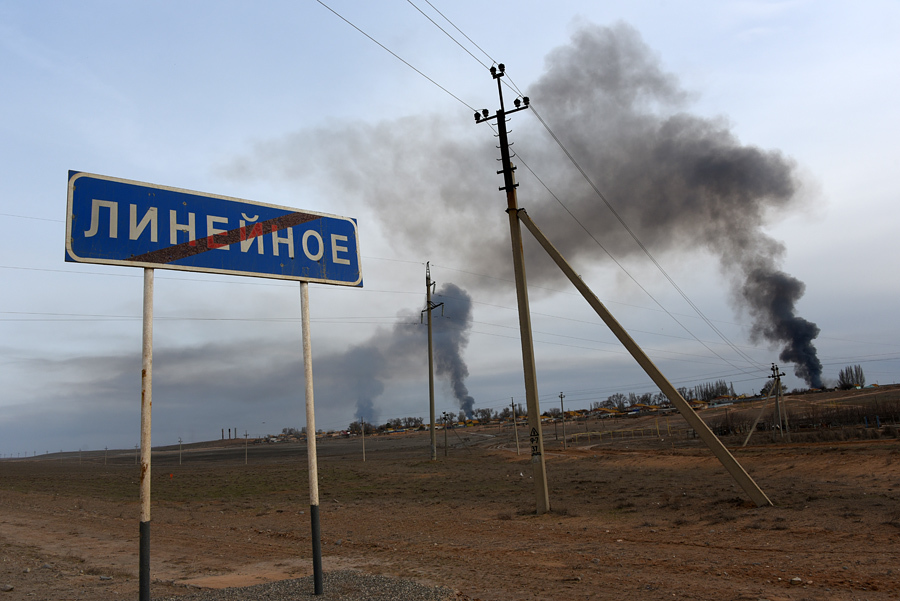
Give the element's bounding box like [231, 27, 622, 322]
[2, 410, 899, 600]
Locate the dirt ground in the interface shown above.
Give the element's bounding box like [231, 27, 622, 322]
[2, 405, 899, 600]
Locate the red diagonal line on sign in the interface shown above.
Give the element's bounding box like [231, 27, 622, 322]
[129, 211, 322, 265]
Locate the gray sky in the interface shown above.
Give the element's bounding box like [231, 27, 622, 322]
[2, 1, 899, 457]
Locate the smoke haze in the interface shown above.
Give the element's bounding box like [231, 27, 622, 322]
[228, 22, 822, 386]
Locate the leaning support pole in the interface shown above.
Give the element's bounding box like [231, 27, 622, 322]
[743, 381, 775, 447]
[139, 267, 154, 601]
[300, 281, 324, 594]
[517, 210, 773, 508]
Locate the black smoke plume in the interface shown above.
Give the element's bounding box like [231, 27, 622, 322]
[313, 317, 420, 427]
[520, 23, 823, 387]
[228, 22, 822, 386]
[310, 282, 477, 424]
[432, 283, 476, 417]
[741, 269, 823, 387]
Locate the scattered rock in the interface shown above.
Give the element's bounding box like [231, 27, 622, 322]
[790, 577, 803, 586]
[0, 584, 13, 593]
[100, 575, 113, 581]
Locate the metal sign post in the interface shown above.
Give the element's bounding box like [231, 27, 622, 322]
[139, 267, 153, 601]
[301, 281, 324, 594]
[65, 171, 361, 597]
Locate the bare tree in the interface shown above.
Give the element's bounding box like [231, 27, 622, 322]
[606, 393, 627, 411]
[473, 407, 494, 422]
[837, 365, 866, 389]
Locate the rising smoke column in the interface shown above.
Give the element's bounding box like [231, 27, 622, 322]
[308, 282, 478, 424]
[519, 22, 824, 387]
[310, 309, 423, 427]
[431, 283, 476, 417]
[742, 269, 823, 387]
[228, 22, 823, 386]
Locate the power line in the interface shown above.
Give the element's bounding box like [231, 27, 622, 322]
[316, 0, 476, 112]
[405, 0, 489, 69]
[510, 151, 754, 372]
[521, 102, 762, 371]
[405, 0, 524, 100]
[417, 0, 495, 67]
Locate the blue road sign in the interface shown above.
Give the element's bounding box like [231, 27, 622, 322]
[66, 171, 362, 286]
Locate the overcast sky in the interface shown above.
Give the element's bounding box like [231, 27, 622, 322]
[2, 1, 898, 457]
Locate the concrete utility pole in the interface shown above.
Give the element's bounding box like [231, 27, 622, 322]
[515, 209, 772, 507]
[422, 263, 444, 461]
[476, 63, 550, 514]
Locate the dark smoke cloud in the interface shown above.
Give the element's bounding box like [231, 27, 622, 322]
[226, 22, 822, 386]
[741, 269, 823, 388]
[520, 23, 823, 387]
[311, 282, 477, 423]
[432, 283, 476, 417]
[312, 312, 423, 425]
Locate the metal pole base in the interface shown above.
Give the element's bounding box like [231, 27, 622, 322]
[310, 504, 323, 594]
[139, 520, 150, 601]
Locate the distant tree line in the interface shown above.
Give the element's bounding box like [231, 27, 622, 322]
[290, 367, 873, 438]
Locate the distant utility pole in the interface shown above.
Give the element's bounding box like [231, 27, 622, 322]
[560, 392, 567, 450]
[422, 262, 444, 462]
[178, 437, 182, 465]
[442, 411, 451, 457]
[511, 398, 520, 456]
[769, 364, 790, 442]
[244, 431, 248, 465]
[476, 63, 550, 514]
[743, 381, 774, 447]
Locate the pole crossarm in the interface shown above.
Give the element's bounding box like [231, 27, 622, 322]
[515, 209, 773, 508]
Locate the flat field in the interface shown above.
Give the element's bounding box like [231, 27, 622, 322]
[2, 389, 899, 600]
